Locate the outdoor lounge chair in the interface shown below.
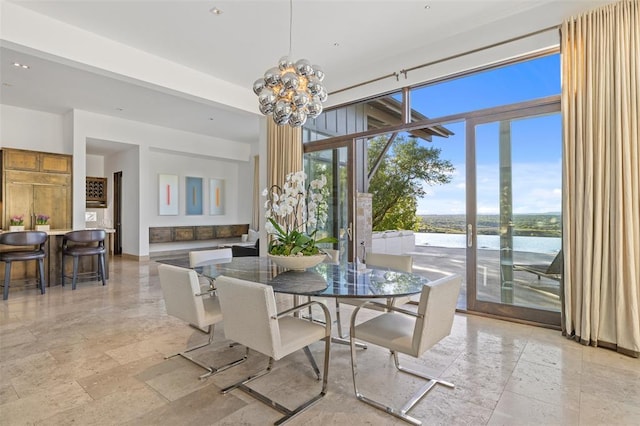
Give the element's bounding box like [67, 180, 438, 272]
[513, 250, 563, 281]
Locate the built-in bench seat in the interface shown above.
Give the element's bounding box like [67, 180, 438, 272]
[149, 224, 249, 243]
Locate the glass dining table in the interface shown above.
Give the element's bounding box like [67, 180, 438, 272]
[195, 256, 429, 300]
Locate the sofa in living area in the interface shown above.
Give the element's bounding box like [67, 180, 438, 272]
[371, 230, 415, 255]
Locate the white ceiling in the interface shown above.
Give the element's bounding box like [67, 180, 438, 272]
[0, 0, 614, 152]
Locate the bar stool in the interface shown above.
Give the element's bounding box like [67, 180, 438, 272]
[61, 229, 107, 290]
[0, 231, 48, 300]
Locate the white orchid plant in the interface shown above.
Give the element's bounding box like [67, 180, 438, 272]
[263, 171, 336, 256]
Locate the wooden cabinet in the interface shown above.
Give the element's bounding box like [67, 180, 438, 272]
[1, 148, 72, 229]
[3, 149, 71, 173]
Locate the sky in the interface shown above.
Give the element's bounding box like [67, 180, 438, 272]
[405, 54, 562, 215]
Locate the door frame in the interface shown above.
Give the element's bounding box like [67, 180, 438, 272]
[113, 171, 122, 255]
[304, 139, 356, 261]
[465, 100, 561, 325]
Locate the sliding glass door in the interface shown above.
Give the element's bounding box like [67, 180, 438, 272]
[466, 105, 562, 325]
[303, 143, 353, 262]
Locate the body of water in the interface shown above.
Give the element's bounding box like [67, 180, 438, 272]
[415, 232, 560, 254]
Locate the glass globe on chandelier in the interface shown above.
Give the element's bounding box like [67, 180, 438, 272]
[252, 0, 327, 128]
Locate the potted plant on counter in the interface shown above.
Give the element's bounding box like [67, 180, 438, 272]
[35, 214, 50, 231]
[9, 215, 25, 231]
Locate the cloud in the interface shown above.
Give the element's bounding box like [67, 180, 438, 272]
[416, 161, 561, 215]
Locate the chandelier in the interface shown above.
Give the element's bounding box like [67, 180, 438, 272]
[252, 0, 327, 128]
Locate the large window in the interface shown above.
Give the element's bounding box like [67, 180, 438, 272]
[303, 51, 562, 325]
[410, 54, 561, 118]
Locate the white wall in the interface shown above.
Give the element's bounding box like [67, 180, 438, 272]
[1, 105, 255, 257]
[86, 154, 104, 175]
[146, 149, 252, 253]
[70, 110, 253, 257]
[0, 105, 66, 152]
[105, 146, 140, 256]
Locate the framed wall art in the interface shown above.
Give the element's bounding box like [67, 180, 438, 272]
[185, 176, 203, 215]
[209, 178, 225, 215]
[158, 174, 179, 215]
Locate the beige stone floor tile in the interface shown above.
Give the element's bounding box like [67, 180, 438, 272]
[578, 391, 640, 425]
[76, 354, 165, 400]
[128, 380, 247, 426]
[288, 391, 403, 425]
[0, 350, 54, 381]
[580, 360, 640, 408]
[140, 358, 213, 401]
[488, 389, 580, 426]
[212, 400, 291, 425]
[409, 386, 494, 426]
[35, 382, 167, 426]
[504, 358, 582, 411]
[0, 325, 37, 348]
[0, 382, 19, 405]
[104, 336, 167, 364]
[2, 257, 638, 426]
[1, 381, 93, 425]
[581, 343, 640, 374]
[519, 337, 584, 373]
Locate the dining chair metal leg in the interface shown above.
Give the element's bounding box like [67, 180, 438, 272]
[333, 299, 368, 349]
[335, 298, 347, 338]
[392, 351, 454, 388]
[350, 337, 421, 426]
[222, 336, 330, 425]
[165, 324, 248, 380]
[303, 346, 321, 380]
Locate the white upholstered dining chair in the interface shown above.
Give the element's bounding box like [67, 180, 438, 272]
[349, 274, 462, 425]
[188, 247, 232, 291]
[157, 264, 246, 379]
[334, 253, 414, 339]
[215, 275, 331, 425]
[188, 247, 232, 268]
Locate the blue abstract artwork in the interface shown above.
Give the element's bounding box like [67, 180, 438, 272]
[185, 176, 203, 215]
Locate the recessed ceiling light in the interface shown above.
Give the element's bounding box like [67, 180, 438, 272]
[333, 42, 340, 47]
[209, 7, 222, 15]
[115, 107, 124, 111]
[13, 62, 30, 69]
[424, 5, 431, 10]
[209, 117, 215, 121]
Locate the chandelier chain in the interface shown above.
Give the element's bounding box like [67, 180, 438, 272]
[289, 0, 293, 57]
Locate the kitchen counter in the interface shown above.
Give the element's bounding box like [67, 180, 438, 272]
[0, 228, 116, 288]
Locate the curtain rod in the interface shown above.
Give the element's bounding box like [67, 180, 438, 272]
[330, 24, 560, 96]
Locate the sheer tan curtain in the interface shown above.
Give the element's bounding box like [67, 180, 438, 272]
[561, 0, 639, 357]
[267, 120, 302, 189]
[252, 155, 259, 230]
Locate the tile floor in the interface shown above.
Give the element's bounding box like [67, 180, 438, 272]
[1, 257, 638, 425]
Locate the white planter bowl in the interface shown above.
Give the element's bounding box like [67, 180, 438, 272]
[9, 225, 25, 231]
[267, 253, 326, 271]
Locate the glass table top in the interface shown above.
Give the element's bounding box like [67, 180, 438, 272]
[197, 256, 428, 298]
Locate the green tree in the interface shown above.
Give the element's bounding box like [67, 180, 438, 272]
[369, 136, 454, 231]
